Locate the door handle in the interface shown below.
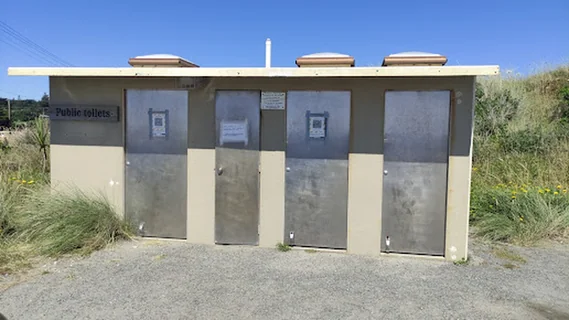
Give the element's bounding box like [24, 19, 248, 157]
[217, 167, 224, 176]
[286, 167, 291, 172]
[126, 161, 131, 166]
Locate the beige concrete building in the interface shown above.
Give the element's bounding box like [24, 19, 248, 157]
[8, 48, 499, 261]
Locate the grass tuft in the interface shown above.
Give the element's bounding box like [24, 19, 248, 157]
[471, 185, 569, 245]
[453, 257, 469, 266]
[1, 121, 134, 275]
[0, 239, 32, 274]
[276, 242, 291, 252]
[14, 187, 134, 258]
[492, 247, 527, 264]
[503, 263, 519, 269]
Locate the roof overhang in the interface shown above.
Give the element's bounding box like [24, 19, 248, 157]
[7, 66, 499, 78]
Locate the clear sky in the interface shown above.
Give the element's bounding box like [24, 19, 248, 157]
[1, 0, 568, 100]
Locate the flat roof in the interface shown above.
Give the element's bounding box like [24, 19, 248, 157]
[7, 66, 499, 78]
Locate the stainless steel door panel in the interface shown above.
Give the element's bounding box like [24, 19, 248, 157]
[381, 90, 450, 255]
[125, 89, 188, 239]
[215, 91, 260, 245]
[285, 91, 351, 249]
[285, 158, 348, 249]
[125, 153, 187, 238]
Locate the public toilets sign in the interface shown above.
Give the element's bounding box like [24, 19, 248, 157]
[49, 105, 120, 122]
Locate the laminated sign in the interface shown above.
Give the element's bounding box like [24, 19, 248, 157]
[148, 108, 169, 139]
[152, 113, 166, 137]
[261, 92, 286, 110]
[306, 111, 329, 139]
[220, 119, 249, 146]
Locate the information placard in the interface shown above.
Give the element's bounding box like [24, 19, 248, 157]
[220, 119, 249, 146]
[261, 92, 286, 110]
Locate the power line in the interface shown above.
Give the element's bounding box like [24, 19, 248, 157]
[0, 38, 60, 66]
[0, 89, 20, 96]
[0, 20, 74, 67]
[0, 21, 73, 66]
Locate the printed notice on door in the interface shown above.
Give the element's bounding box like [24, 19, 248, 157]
[151, 112, 167, 137]
[220, 119, 249, 146]
[261, 91, 286, 110]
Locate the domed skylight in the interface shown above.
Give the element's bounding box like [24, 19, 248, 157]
[388, 51, 443, 57]
[300, 52, 351, 58]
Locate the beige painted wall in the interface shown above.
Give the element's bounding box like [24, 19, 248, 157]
[49, 75, 475, 261]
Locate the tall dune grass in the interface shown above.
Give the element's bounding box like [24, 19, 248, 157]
[1, 122, 133, 274]
[471, 65, 569, 244]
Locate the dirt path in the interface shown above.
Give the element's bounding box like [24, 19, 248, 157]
[1, 239, 568, 320]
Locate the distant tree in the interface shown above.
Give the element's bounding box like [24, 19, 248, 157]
[0, 96, 45, 126]
[40, 93, 50, 115]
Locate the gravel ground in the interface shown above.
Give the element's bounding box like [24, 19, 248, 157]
[1, 239, 568, 320]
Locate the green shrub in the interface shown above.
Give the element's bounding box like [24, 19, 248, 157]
[554, 85, 569, 125]
[15, 187, 133, 257]
[0, 179, 17, 237]
[474, 83, 520, 138]
[498, 127, 557, 155]
[470, 183, 569, 245]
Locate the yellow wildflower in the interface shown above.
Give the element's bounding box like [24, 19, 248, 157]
[511, 191, 517, 195]
[512, 195, 516, 199]
[519, 216, 524, 222]
[557, 185, 562, 189]
[521, 188, 528, 193]
[554, 191, 559, 195]
[27, 180, 34, 184]
[538, 189, 544, 194]
[473, 167, 478, 171]
[545, 188, 551, 193]
[564, 189, 567, 193]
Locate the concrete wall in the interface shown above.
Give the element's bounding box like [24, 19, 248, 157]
[49, 75, 476, 261]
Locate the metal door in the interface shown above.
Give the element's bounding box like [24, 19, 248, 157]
[381, 90, 451, 256]
[125, 89, 188, 239]
[215, 91, 260, 245]
[285, 91, 351, 249]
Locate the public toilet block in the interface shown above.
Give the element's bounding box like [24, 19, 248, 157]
[8, 48, 499, 261]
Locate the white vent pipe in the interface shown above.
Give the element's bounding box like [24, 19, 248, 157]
[265, 38, 271, 68]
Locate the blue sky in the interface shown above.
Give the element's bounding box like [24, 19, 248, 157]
[1, 0, 568, 100]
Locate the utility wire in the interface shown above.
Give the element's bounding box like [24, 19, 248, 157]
[0, 21, 74, 67]
[0, 21, 73, 66]
[0, 38, 60, 66]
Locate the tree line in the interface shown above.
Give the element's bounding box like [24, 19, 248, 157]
[0, 93, 49, 129]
